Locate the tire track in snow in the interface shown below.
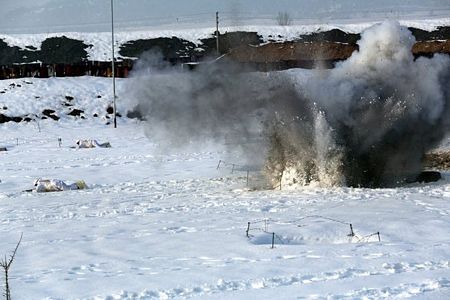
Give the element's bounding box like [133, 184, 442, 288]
[311, 277, 450, 299]
[97, 260, 450, 299]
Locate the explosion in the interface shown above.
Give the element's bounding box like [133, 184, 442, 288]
[127, 21, 450, 188]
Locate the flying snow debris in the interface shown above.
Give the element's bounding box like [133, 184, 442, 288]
[127, 21, 450, 188]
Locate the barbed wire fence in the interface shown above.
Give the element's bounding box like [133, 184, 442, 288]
[245, 215, 381, 249]
[0, 136, 66, 150]
[216, 159, 269, 189]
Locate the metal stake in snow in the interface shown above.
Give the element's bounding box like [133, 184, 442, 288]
[246, 222, 250, 238]
[110, 0, 117, 128]
[349, 224, 355, 237]
[271, 232, 275, 249]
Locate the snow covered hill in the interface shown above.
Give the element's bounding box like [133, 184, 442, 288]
[1, 18, 449, 62]
[0, 77, 125, 125]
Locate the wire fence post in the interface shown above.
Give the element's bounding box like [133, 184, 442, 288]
[246, 222, 250, 238]
[216, 160, 222, 170]
[271, 232, 275, 249]
[58, 137, 62, 148]
[349, 224, 355, 237]
[246, 170, 249, 186]
[377, 232, 381, 242]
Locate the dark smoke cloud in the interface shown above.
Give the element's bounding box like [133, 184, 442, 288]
[125, 51, 303, 159]
[126, 21, 450, 188]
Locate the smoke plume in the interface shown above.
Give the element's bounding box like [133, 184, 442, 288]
[126, 21, 450, 188]
[302, 21, 450, 187]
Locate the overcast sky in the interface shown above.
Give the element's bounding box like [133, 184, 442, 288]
[0, 0, 448, 34]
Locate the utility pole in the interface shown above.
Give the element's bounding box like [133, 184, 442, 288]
[111, 0, 117, 128]
[216, 11, 220, 55]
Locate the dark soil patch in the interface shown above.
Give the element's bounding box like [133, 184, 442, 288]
[415, 171, 441, 183]
[67, 108, 84, 117]
[200, 31, 262, 56]
[126, 104, 145, 120]
[42, 109, 55, 115]
[0, 36, 89, 65]
[119, 37, 197, 63]
[0, 113, 12, 123]
[40, 36, 90, 64]
[0, 39, 36, 65]
[42, 109, 60, 121]
[299, 29, 361, 44]
[409, 26, 450, 42]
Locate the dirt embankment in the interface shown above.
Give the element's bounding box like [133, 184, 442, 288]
[423, 151, 450, 170]
[226, 40, 450, 71]
[227, 27, 450, 69]
[228, 41, 356, 63]
[413, 40, 450, 57]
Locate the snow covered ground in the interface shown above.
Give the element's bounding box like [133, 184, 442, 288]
[1, 75, 450, 299]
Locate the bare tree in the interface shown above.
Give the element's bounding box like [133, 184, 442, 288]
[276, 12, 292, 26]
[0, 234, 23, 300]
